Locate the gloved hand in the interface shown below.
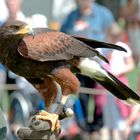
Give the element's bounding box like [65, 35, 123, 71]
[17, 97, 74, 140]
[17, 116, 60, 140]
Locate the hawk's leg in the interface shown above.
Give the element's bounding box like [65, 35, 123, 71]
[28, 67, 78, 132]
[28, 76, 61, 131]
[36, 110, 60, 131]
[31, 77, 70, 131]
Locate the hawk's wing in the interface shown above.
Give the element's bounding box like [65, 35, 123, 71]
[17, 28, 125, 62]
[18, 29, 101, 62]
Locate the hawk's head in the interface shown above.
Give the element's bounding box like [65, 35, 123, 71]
[0, 20, 34, 37]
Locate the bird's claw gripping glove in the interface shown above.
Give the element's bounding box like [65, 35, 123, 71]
[17, 116, 60, 140]
[17, 106, 74, 139]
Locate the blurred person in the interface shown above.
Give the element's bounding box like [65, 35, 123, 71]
[126, 17, 140, 65]
[119, 0, 140, 64]
[119, 0, 140, 101]
[5, 0, 48, 28]
[61, 0, 114, 40]
[102, 22, 135, 140]
[61, 0, 114, 139]
[119, 0, 138, 19]
[5, 0, 25, 21]
[52, 0, 76, 23]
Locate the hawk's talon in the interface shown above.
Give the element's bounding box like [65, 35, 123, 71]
[38, 110, 50, 116]
[36, 110, 61, 131]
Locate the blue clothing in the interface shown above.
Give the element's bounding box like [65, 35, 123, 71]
[0, 64, 5, 70]
[61, 3, 114, 41]
[0, 20, 4, 26]
[0, 22, 4, 71]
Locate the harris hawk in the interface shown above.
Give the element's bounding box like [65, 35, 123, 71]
[0, 20, 140, 131]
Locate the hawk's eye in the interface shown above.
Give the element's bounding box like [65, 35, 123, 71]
[12, 25, 21, 30]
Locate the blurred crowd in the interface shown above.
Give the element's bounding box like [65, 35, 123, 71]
[0, 0, 140, 140]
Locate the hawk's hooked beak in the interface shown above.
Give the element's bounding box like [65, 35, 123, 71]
[16, 25, 35, 38]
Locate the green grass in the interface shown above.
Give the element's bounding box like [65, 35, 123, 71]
[127, 66, 140, 92]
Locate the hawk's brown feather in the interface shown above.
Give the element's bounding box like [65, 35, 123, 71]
[18, 31, 99, 62]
